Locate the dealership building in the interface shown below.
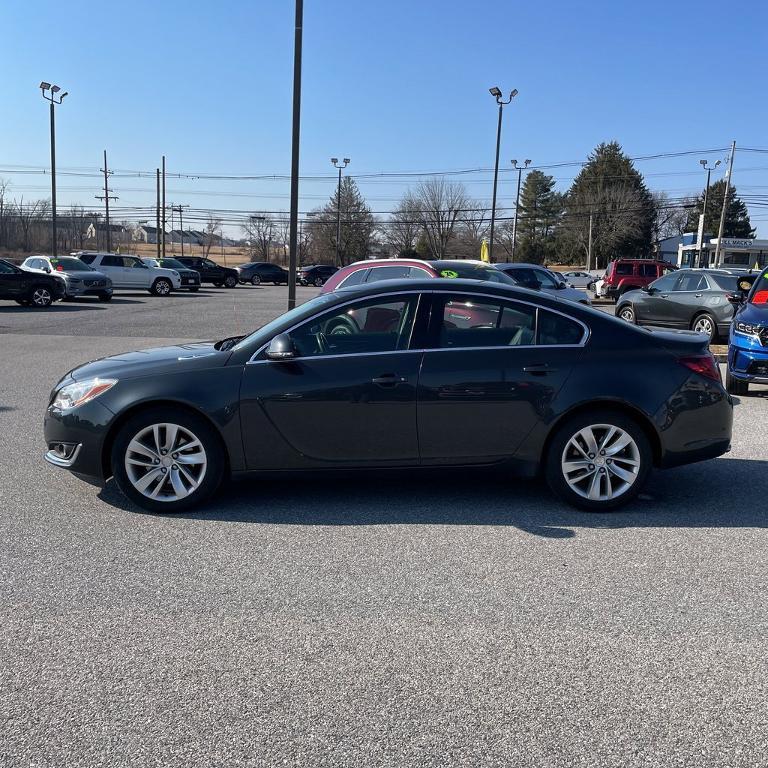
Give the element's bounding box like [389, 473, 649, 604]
[676, 234, 768, 269]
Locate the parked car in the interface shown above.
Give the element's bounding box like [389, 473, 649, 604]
[494, 263, 591, 305]
[0, 258, 66, 307]
[20, 255, 113, 302]
[174, 256, 239, 288]
[615, 269, 746, 342]
[602, 258, 677, 300]
[321, 258, 517, 293]
[74, 252, 181, 296]
[298, 264, 338, 287]
[44, 277, 731, 515]
[236, 262, 289, 286]
[140, 257, 200, 291]
[726, 270, 767, 395]
[561, 270, 598, 290]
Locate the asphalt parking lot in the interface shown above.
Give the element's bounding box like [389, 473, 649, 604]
[2, 285, 768, 767]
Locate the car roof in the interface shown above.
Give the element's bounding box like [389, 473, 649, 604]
[343, 257, 435, 270]
[495, 262, 549, 269]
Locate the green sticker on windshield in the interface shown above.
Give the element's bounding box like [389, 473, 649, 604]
[440, 269, 459, 279]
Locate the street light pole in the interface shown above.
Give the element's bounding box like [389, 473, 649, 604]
[697, 159, 721, 268]
[331, 158, 350, 267]
[510, 158, 531, 263]
[287, 0, 304, 309]
[487, 86, 518, 262]
[39, 82, 68, 258]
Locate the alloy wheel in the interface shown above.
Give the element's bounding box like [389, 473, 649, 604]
[560, 423, 641, 501]
[124, 423, 207, 502]
[619, 307, 635, 323]
[32, 288, 52, 307]
[693, 315, 714, 339]
[251, 275, 261, 286]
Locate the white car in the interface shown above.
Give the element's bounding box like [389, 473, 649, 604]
[561, 270, 598, 289]
[73, 252, 181, 295]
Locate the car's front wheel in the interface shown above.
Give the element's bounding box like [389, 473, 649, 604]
[617, 304, 636, 323]
[30, 285, 54, 308]
[224, 275, 238, 288]
[151, 278, 172, 296]
[725, 369, 749, 396]
[111, 407, 224, 513]
[545, 410, 652, 511]
[250, 275, 261, 286]
[691, 312, 717, 342]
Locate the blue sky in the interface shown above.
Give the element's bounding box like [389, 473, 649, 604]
[2, 0, 767, 235]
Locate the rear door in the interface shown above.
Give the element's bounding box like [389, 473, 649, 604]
[97, 255, 128, 287]
[417, 291, 587, 463]
[666, 272, 710, 327]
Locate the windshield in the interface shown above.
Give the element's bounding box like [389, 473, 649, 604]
[749, 270, 768, 305]
[232, 293, 337, 352]
[159, 258, 185, 269]
[51, 257, 93, 272]
[433, 263, 516, 284]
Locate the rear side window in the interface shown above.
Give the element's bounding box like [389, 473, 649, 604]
[638, 263, 658, 277]
[615, 263, 634, 276]
[437, 296, 536, 348]
[339, 268, 368, 287]
[101, 255, 123, 267]
[408, 267, 432, 279]
[537, 310, 585, 346]
[78, 254, 96, 264]
[366, 265, 411, 282]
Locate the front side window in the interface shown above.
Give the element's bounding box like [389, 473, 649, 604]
[289, 295, 417, 358]
[649, 273, 677, 292]
[532, 269, 560, 289]
[338, 268, 368, 287]
[0, 261, 15, 274]
[615, 263, 634, 276]
[78, 254, 96, 264]
[102, 255, 123, 267]
[203, 260, 218, 269]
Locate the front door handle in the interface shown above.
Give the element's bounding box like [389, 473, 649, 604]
[372, 374, 406, 387]
[694, 293, 702, 298]
[523, 364, 558, 376]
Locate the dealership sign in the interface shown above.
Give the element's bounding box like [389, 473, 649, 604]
[717, 238, 766, 249]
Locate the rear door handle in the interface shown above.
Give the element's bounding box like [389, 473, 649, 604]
[523, 364, 558, 376]
[372, 374, 406, 387]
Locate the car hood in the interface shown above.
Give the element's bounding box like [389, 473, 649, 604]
[735, 303, 768, 325]
[152, 267, 180, 279]
[62, 342, 230, 383]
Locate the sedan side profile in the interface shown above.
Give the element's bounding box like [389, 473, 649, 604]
[44, 279, 732, 515]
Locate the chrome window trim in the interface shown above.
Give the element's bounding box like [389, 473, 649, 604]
[246, 287, 590, 364]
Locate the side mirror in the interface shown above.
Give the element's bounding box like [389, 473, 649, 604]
[642, 285, 654, 294]
[558, 281, 567, 289]
[266, 333, 297, 361]
[43, 266, 51, 273]
[727, 293, 745, 305]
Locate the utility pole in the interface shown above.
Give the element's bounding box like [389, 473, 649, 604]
[487, 86, 518, 262]
[587, 211, 594, 272]
[510, 159, 531, 262]
[95, 150, 118, 251]
[287, 0, 303, 309]
[714, 141, 737, 267]
[155, 169, 161, 259]
[172, 204, 189, 258]
[161, 155, 166, 258]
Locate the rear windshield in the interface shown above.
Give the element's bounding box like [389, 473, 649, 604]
[707, 273, 741, 291]
[51, 257, 93, 271]
[433, 264, 516, 284]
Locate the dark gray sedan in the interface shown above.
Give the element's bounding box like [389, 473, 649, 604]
[615, 269, 743, 341]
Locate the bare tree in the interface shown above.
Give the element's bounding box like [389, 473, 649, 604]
[407, 179, 469, 258]
[449, 198, 489, 258]
[203, 215, 222, 258]
[652, 191, 691, 241]
[385, 198, 421, 256]
[242, 213, 275, 261]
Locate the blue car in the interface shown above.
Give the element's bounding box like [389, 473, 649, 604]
[727, 270, 768, 394]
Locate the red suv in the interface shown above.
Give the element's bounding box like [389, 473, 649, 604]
[603, 258, 677, 300]
[321, 258, 515, 293]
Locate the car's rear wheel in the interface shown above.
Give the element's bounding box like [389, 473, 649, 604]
[725, 369, 749, 396]
[691, 312, 717, 342]
[545, 410, 652, 511]
[30, 286, 54, 308]
[224, 275, 238, 288]
[251, 275, 261, 286]
[111, 407, 224, 513]
[151, 278, 172, 296]
[618, 305, 636, 323]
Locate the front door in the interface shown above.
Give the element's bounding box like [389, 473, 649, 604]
[240, 293, 423, 468]
[0, 261, 26, 298]
[417, 293, 586, 463]
[635, 271, 680, 325]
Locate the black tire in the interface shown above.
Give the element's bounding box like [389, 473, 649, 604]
[691, 312, 717, 342]
[98, 292, 112, 302]
[617, 304, 636, 324]
[29, 285, 54, 308]
[250, 275, 261, 286]
[151, 278, 172, 296]
[545, 409, 652, 512]
[213, 282, 224, 288]
[587, 281, 596, 292]
[189, 287, 199, 292]
[111, 406, 225, 513]
[313, 277, 325, 287]
[725, 369, 749, 396]
[224, 275, 238, 289]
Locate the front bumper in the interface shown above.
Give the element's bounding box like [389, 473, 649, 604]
[729, 334, 768, 384]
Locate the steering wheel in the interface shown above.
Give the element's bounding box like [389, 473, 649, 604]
[315, 331, 328, 354]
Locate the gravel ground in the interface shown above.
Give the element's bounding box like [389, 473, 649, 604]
[1, 287, 767, 767]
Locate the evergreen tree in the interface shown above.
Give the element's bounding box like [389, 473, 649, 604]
[559, 141, 654, 267]
[684, 179, 754, 239]
[515, 170, 563, 264]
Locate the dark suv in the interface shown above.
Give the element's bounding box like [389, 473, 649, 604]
[603, 258, 677, 299]
[0, 258, 66, 307]
[175, 256, 238, 288]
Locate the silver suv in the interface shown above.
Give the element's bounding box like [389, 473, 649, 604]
[21, 255, 113, 301]
[74, 252, 181, 296]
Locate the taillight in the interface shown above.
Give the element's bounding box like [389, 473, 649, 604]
[679, 355, 721, 383]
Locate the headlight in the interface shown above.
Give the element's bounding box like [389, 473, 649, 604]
[735, 322, 761, 337]
[52, 378, 117, 410]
